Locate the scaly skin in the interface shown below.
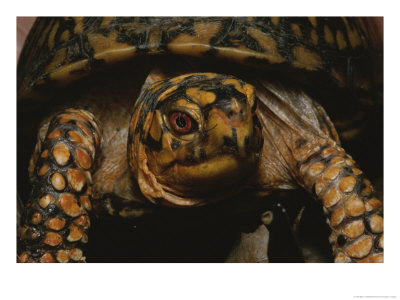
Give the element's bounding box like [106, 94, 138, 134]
[18, 109, 101, 262]
[295, 139, 383, 262]
[255, 79, 383, 262]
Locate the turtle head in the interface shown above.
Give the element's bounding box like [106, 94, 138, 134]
[128, 73, 263, 206]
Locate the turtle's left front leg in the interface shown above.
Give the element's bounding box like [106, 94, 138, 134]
[294, 138, 383, 262]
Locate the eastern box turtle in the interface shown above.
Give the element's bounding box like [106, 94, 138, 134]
[17, 17, 383, 263]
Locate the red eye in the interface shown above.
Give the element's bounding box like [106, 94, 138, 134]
[170, 112, 193, 134]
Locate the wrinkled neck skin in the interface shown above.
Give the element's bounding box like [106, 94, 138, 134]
[253, 78, 341, 192]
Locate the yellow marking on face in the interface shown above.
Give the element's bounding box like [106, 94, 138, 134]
[158, 85, 179, 102]
[342, 17, 361, 49]
[149, 110, 163, 142]
[324, 25, 335, 44]
[229, 97, 246, 122]
[245, 84, 256, 108]
[158, 73, 219, 102]
[311, 29, 319, 46]
[222, 78, 243, 93]
[154, 132, 181, 165]
[208, 106, 244, 134]
[308, 17, 317, 28]
[271, 17, 280, 26]
[173, 139, 196, 162]
[292, 46, 323, 71]
[48, 21, 60, 50]
[291, 23, 302, 37]
[219, 79, 255, 109]
[336, 30, 347, 50]
[246, 28, 286, 64]
[60, 30, 70, 42]
[167, 22, 221, 56]
[174, 98, 188, 107]
[73, 17, 84, 34]
[172, 154, 254, 187]
[186, 88, 217, 106]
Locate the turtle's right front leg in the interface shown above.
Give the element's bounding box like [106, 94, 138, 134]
[18, 108, 102, 262]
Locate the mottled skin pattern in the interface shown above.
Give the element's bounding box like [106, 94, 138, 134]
[18, 17, 382, 262]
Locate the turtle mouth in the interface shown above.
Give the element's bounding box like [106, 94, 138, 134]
[152, 152, 259, 207]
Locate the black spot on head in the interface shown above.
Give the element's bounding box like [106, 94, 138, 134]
[202, 84, 247, 116]
[171, 138, 181, 150]
[145, 133, 163, 152]
[200, 149, 207, 160]
[184, 156, 197, 164]
[223, 128, 238, 151]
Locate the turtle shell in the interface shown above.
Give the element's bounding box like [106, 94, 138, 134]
[18, 17, 379, 102]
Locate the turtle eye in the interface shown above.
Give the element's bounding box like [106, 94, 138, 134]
[170, 111, 197, 134]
